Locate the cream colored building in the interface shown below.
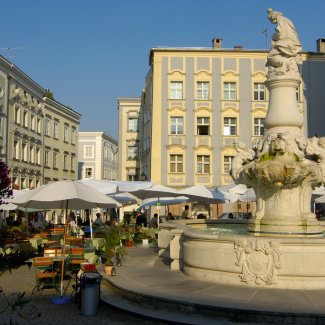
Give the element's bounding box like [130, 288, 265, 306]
[0, 55, 81, 189]
[117, 97, 142, 181]
[118, 38, 325, 189]
[78, 132, 118, 180]
[43, 97, 80, 183]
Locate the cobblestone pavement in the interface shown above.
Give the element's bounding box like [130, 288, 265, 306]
[0, 264, 171, 325]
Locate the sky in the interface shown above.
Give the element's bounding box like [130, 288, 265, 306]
[1, 0, 324, 138]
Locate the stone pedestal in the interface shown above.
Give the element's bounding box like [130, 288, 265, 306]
[234, 73, 324, 237]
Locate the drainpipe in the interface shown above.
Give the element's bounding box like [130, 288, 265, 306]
[40, 101, 45, 185]
[5, 75, 11, 165]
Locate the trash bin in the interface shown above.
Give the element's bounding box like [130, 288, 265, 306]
[80, 272, 102, 316]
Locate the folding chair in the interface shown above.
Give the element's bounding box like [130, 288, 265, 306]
[43, 248, 63, 257]
[68, 248, 87, 300]
[32, 257, 59, 295]
[68, 248, 87, 274]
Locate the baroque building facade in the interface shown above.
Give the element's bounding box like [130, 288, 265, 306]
[0, 56, 81, 189]
[78, 132, 118, 180]
[118, 38, 325, 188]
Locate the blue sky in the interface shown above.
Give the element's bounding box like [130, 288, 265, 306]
[1, 0, 324, 138]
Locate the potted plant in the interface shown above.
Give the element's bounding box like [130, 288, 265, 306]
[102, 225, 120, 275]
[120, 228, 134, 247]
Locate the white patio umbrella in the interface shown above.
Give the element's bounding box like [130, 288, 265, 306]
[179, 185, 226, 204]
[141, 196, 189, 208]
[128, 184, 182, 228]
[77, 179, 118, 194]
[110, 193, 139, 206]
[12, 180, 121, 300]
[238, 188, 256, 202]
[217, 184, 245, 202]
[78, 179, 154, 195]
[315, 194, 325, 204]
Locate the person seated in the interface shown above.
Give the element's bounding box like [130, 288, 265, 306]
[197, 213, 207, 219]
[93, 213, 103, 226]
[31, 214, 44, 232]
[166, 212, 175, 221]
[135, 212, 147, 227]
[149, 213, 158, 228]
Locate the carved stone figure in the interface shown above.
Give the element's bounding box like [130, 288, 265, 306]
[266, 8, 302, 77]
[234, 239, 282, 285]
[231, 140, 255, 179]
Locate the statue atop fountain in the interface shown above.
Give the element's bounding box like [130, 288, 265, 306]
[231, 8, 324, 236]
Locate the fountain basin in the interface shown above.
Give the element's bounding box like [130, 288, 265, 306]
[160, 220, 325, 290]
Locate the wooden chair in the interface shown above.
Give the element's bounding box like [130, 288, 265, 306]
[43, 248, 63, 257]
[68, 248, 86, 274]
[32, 257, 58, 295]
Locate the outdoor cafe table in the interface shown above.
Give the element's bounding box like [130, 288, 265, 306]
[25, 245, 96, 267]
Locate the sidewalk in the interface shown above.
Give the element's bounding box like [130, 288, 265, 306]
[100, 244, 325, 325]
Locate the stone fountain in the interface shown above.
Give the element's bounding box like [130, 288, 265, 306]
[231, 8, 325, 237]
[159, 9, 325, 289]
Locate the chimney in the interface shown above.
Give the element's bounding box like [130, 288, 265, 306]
[316, 38, 325, 53]
[212, 38, 222, 49]
[234, 45, 244, 51]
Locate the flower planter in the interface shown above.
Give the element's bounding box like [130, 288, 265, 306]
[142, 239, 149, 245]
[104, 264, 116, 276]
[126, 239, 133, 247]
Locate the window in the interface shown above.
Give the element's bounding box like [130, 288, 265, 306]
[29, 178, 33, 189]
[223, 117, 237, 136]
[197, 82, 209, 100]
[254, 83, 265, 101]
[36, 148, 41, 165]
[254, 118, 265, 136]
[170, 117, 183, 135]
[71, 156, 75, 171]
[170, 81, 183, 99]
[21, 177, 26, 189]
[197, 117, 210, 135]
[14, 140, 19, 159]
[44, 150, 50, 167]
[31, 114, 35, 131]
[53, 122, 59, 139]
[64, 154, 69, 170]
[23, 110, 28, 127]
[224, 82, 236, 100]
[224, 156, 234, 174]
[127, 146, 138, 160]
[36, 179, 40, 188]
[84, 146, 93, 158]
[37, 118, 41, 133]
[127, 175, 138, 181]
[22, 143, 27, 161]
[71, 129, 75, 144]
[45, 119, 50, 136]
[30, 145, 34, 163]
[85, 167, 93, 178]
[0, 117, 2, 137]
[128, 118, 138, 132]
[64, 126, 68, 142]
[197, 155, 210, 174]
[14, 106, 20, 124]
[53, 152, 58, 169]
[170, 154, 183, 173]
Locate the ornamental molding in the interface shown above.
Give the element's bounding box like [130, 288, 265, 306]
[234, 238, 282, 285]
[251, 71, 266, 79]
[221, 70, 239, 78]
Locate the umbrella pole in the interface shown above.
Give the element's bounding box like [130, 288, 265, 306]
[60, 204, 68, 297]
[90, 209, 93, 243]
